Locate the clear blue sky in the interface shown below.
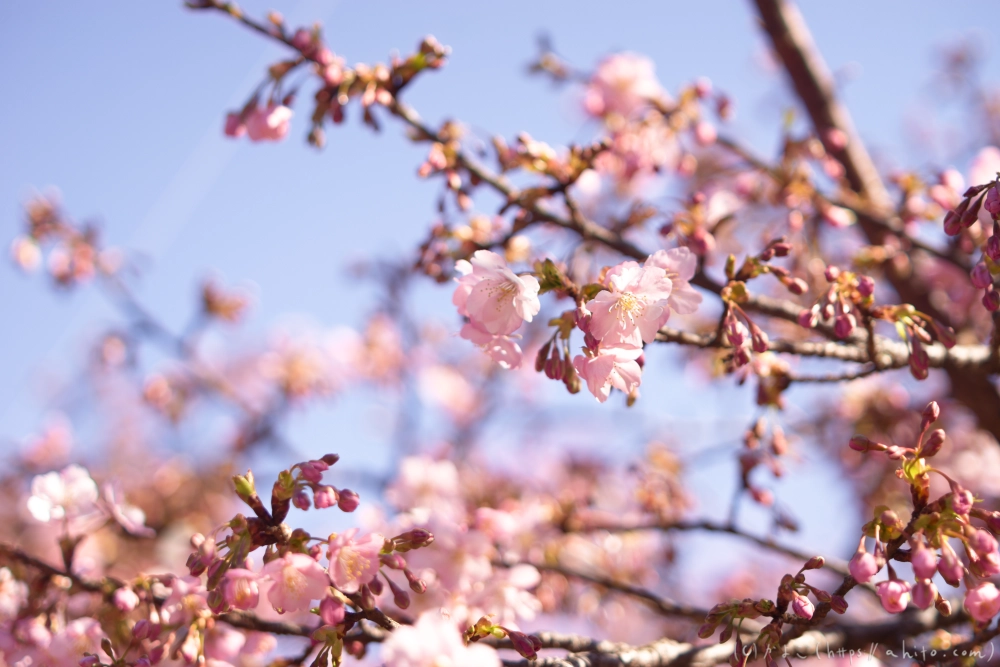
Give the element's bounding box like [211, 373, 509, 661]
[1, 1, 998, 581]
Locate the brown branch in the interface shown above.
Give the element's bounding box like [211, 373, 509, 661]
[495, 558, 708, 622]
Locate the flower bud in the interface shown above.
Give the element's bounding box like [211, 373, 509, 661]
[358, 583, 376, 610]
[320, 595, 345, 625]
[985, 186, 1000, 216]
[393, 528, 435, 552]
[320, 453, 340, 466]
[833, 314, 855, 339]
[79, 656, 100, 667]
[824, 265, 841, 282]
[984, 287, 1000, 312]
[920, 429, 946, 457]
[337, 488, 360, 512]
[849, 435, 872, 452]
[798, 308, 819, 328]
[987, 233, 1000, 262]
[386, 575, 411, 609]
[313, 485, 338, 509]
[972, 263, 993, 289]
[912, 580, 937, 610]
[921, 401, 941, 429]
[132, 619, 155, 641]
[830, 595, 848, 614]
[113, 587, 140, 612]
[943, 210, 962, 236]
[507, 630, 540, 659]
[404, 568, 427, 593]
[938, 542, 964, 586]
[849, 549, 880, 583]
[292, 490, 311, 511]
[857, 275, 875, 297]
[802, 556, 824, 571]
[368, 575, 384, 596]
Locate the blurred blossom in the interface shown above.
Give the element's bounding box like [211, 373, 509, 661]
[381, 611, 500, 667]
[26, 464, 100, 526]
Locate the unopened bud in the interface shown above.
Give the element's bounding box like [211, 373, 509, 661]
[857, 275, 875, 297]
[984, 287, 1000, 312]
[802, 556, 825, 571]
[972, 263, 993, 289]
[320, 453, 340, 466]
[507, 630, 539, 660]
[921, 401, 941, 428]
[386, 575, 411, 609]
[921, 429, 946, 457]
[404, 568, 427, 593]
[337, 488, 360, 512]
[824, 265, 841, 282]
[830, 595, 848, 614]
[849, 435, 872, 452]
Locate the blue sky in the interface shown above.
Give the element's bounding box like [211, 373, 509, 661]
[2, 1, 998, 577]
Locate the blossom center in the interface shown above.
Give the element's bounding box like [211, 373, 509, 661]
[613, 291, 644, 323]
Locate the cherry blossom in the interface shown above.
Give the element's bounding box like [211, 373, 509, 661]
[644, 247, 702, 317]
[381, 611, 500, 667]
[587, 262, 672, 347]
[875, 579, 910, 613]
[26, 464, 100, 527]
[0, 568, 27, 621]
[583, 53, 666, 119]
[223, 568, 261, 611]
[261, 553, 330, 613]
[245, 103, 293, 142]
[100, 483, 155, 538]
[453, 250, 540, 336]
[573, 346, 643, 403]
[459, 323, 524, 369]
[327, 528, 383, 594]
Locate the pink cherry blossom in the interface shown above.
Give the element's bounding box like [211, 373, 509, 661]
[0, 567, 27, 621]
[791, 594, 814, 619]
[223, 568, 261, 611]
[453, 250, 540, 336]
[327, 528, 383, 594]
[245, 104, 293, 142]
[381, 611, 500, 667]
[875, 579, 910, 613]
[26, 464, 100, 526]
[644, 247, 702, 317]
[101, 483, 155, 538]
[587, 262, 672, 347]
[584, 53, 665, 119]
[47, 618, 105, 665]
[160, 575, 209, 625]
[573, 346, 643, 403]
[911, 580, 936, 610]
[965, 582, 1000, 623]
[459, 323, 523, 369]
[909, 539, 938, 580]
[261, 553, 330, 613]
[969, 146, 1000, 187]
[113, 587, 140, 612]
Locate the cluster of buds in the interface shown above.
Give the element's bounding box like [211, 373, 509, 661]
[943, 179, 1000, 310]
[724, 238, 800, 293]
[797, 265, 874, 340]
[869, 304, 956, 380]
[535, 310, 583, 395]
[244, 454, 358, 517]
[10, 195, 121, 287]
[776, 557, 844, 620]
[720, 302, 768, 371]
[849, 402, 1000, 622]
[737, 417, 787, 507]
[493, 133, 608, 186]
[662, 192, 720, 256]
[465, 616, 543, 660]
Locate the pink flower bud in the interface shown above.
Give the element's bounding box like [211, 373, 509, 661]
[943, 210, 962, 236]
[113, 587, 140, 612]
[985, 186, 1000, 216]
[910, 540, 939, 580]
[224, 112, 246, 138]
[319, 595, 345, 625]
[938, 542, 964, 586]
[965, 582, 1000, 623]
[849, 435, 872, 452]
[849, 549, 880, 583]
[833, 314, 855, 339]
[797, 308, 819, 328]
[320, 453, 340, 466]
[824, 265, 841, 282]
[830, 595, 848, 614]
[404, 568, 427, 593]
[507, 630, 539, 660]
[920, 429, 946, 457]
[970, 529, 999, 558]
[857, 275, 875, 297]
[313, 485, 338, 509]
[386, 575, 411, 609]
[952, 486, 974, 515]
[79, 657, 100, 667]
[987, 234, 1000, 262]
[912, 580, 937, 610]
[694, 121, 717, 146]
[292, 490, 311, 511]
[921, 401, 940, 428]
[985, 287, 1000, 312]
[337, 488, 360, 512]
[972, 263, 993, 289]
[299, 461, 325, 483]
[875, 579, 911, 613]
[132, 619, 154, 641]
[791, 593, 814, 619]
[291, 28, 312, 52]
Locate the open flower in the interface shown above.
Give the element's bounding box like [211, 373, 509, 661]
[459, 323, 523, 369]
[26, 464, 100, 530]
[453, 251, 540, 336]
[261, 553, 330, 613]
[644, 248, 702, 317]
[587, 262, 672, 347]
[327, 528, 383, 594]
[583, 53, 665, 119]
[573, 346, 642, 403]
[223, 569, 261, 611]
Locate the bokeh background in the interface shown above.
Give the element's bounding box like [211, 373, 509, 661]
[2, 0, 999, 601]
